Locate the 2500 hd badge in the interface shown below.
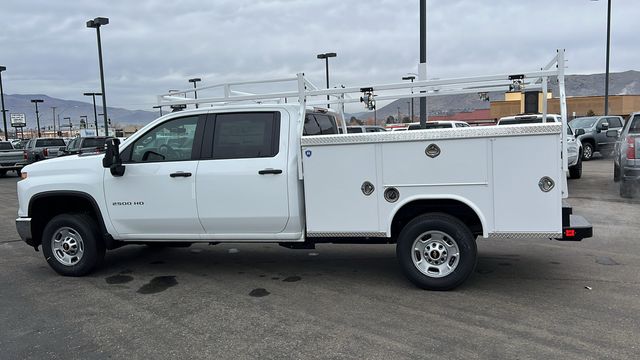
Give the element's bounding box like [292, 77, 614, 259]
[112, 201, 145, 206]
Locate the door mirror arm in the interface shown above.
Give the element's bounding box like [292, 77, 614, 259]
[103, 138, 126, 177]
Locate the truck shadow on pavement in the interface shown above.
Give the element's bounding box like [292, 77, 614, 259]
[86, 243, 580, 295]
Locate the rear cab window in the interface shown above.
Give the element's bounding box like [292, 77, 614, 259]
[0, 142, 13, 150]
[35, 139, 66, 147]
[303, 113, 338, 136]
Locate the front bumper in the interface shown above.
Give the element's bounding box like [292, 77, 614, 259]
[16, 217, 35, 246]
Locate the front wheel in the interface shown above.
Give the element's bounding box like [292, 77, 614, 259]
[569, 155, 582, 179]
[396, 213, 477, 290]
[41, 214, 105, 276]
[582, 143, 594, 161]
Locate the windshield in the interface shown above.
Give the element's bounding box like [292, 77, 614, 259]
[570, 117, 597, 129]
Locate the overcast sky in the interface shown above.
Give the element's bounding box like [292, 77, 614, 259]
[0, 0, 637, 111]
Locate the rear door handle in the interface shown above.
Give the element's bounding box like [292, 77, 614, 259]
[170, 172, 192, 178]
[258, 169, 283, 175]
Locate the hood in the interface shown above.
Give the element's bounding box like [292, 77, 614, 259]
[22, 153, 104, 177]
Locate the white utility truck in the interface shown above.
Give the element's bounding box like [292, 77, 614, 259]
[16, 51, 592, 290]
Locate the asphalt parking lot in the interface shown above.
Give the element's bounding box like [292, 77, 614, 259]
[1, 158, 638, 359]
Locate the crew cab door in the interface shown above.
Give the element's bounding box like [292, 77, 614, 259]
[196, 111, 290, 236]
[104, 115, 205, 237]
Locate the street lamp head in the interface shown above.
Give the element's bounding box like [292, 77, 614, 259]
[87, 17, 109, 28]
[83, 92, 102, 96]
[188, 78, 202, 83]
[402, 75, 416, 81]
[30, 99, 43, 104]
[0, 66, 6, 72]
[317, 52, 337, 59]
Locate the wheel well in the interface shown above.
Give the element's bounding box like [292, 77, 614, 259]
[582, 138, 595, 147]
[29, 193, 108, 247]
[391, 199, 483, 240]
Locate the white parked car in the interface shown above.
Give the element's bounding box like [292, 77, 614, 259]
[497, 114, 583, 179]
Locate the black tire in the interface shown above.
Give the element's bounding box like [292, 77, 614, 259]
[16, 169, 22, 178]
[41, 214, 105, 276]
[396, 213, 477, 291]
[620, 180, 634, 198]
[569, 155, 582, 179]
[582, 143, 594, 161]
[0, 170, 6, 177]
[613, 162, 620, 182]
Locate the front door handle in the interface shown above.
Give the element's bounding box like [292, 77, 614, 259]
[258, 169, 283, 175]
[170, 171, 192, 178]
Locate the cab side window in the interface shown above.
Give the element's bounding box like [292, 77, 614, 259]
[211, 112, 280, 159]
[607, 117, 622, 128]
[130, 116, 199, 162]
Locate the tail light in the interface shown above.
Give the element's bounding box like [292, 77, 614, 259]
[96, 147, 103, 152]
[43, 148, 49, 157]
[627, 136, 636, 160]
[23, 151, 27, 160]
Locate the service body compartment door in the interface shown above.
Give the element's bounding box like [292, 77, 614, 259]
[492, 134, 562, 233]
[302, 143, 379, 234]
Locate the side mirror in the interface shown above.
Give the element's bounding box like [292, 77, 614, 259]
[103, 138, 125, 176]
[574, 128, 586, 136]
[597, 122, 609, 132]
[606, 129, 619, 138]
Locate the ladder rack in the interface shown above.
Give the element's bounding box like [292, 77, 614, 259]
[157, 49, 568, 176]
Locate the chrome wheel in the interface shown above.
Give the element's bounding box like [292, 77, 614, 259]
[51, 227, 85, 266]
[583, 144, 593, 160]
[411, 230, 460, 278]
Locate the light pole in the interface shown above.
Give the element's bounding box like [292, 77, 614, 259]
[0, 66, 8, 140]
[188, 78, 201, 108]
[83, 92, 102, 132]
[407, 101, 411, 122]
[316, 52, 337, 108]
[590, 0, 612, 115]
[419, 0, 427, 128]
[402, 75, 416, 122]
[86, 16, 110, 136]
[31, 99, 44, 137]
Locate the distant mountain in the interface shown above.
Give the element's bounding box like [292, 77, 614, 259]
[350, 70, 640, 120]
[0, 94, 158, 130]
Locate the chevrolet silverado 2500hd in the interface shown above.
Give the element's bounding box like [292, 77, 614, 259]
[15, 56, 593, 290]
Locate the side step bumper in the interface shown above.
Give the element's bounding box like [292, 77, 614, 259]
[557, 205, 593, 241]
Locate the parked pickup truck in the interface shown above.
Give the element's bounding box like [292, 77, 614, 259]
[0, 141, 24, 177]
[22, 138, 67, 164]
[16, 102, 593, 290]
[611, 112, 640, 197]
[569, 115, 624, 160]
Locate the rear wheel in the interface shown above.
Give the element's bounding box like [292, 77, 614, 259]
[613, 162, 620, 182]
[396, 213, 477, 290]
[41, 214, 105, 276]
[582, 143, 594, 161]
[0, 170, 6, 177]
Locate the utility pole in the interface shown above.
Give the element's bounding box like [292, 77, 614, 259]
[0, 66, 8, 140]
[86, 17, 110, 136]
